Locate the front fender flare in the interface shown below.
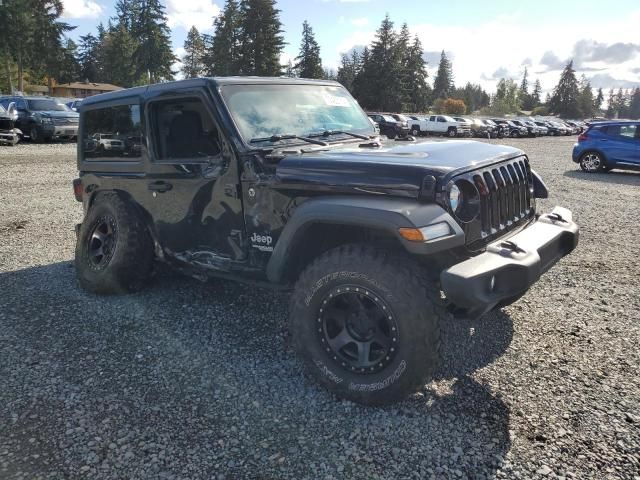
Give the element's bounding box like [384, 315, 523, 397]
[266, 196, 465, 283]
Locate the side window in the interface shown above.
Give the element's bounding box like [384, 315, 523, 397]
[83, 103, 143, 160]
[619, 125, 637, 138]
[149, 97, 220, 162]
[429, 116, 435, 121]
[437, 116, 446, 122]
[15, 98, 27, 110]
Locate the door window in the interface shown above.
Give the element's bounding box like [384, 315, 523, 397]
[148, 97, 220, 162]
[83, 103, 143, 160]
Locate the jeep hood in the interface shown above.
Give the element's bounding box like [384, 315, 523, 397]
[274, 140, 524, 198]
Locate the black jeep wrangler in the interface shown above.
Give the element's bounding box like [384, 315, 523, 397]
[73, 77, 578, 405]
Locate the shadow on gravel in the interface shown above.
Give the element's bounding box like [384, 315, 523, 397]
[563, 168, 640, 186]
[0, 262, 512, 479]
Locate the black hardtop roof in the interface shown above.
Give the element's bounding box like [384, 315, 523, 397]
[80, 76, 342, 107]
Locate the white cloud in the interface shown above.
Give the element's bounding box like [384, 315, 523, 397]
[61, 0, 103, 18]
[351, 17, 369, 27]
[333, 9, 640, 93]
[166, 0, 221, 32]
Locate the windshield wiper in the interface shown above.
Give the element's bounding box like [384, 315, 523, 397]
[309, 129, 370, 140]
[249, 133, 328, 146]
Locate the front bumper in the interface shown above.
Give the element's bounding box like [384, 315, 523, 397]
[0, 130, 19, 145]
[42, 124, 78, 138]
[440, 206, 579, 319]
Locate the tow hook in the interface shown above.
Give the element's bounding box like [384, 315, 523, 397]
[547, 212, 567, 223]
[498, 240, 525, 254]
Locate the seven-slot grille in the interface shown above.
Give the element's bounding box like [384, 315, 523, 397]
[472, 157, 533, 237]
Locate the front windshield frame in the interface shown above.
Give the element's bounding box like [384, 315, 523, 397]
[27, 99, 71, 112]
[219, 83, 375, 147]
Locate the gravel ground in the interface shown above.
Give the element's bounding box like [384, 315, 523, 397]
[0, 138, 639, 480]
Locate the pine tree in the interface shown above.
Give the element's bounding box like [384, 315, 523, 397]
[294, 20, 323, 79]
[549, 60, 581, 118]
[0, 0, 36, 92]
[452, 83, 489, 112]
[238, 0, 285, 76]
[605, 88, 616, 118]
[593, 88, 604, 113]
[205, 0, 241, 75]
[367, 14, 402, 111]
[614, 88, 629, 117]
[131, 0, 175, 83]
[336, 51, 359, 93]
[629, 88, 640, 119]
[531, 79, 542, 107]
[577, 75, 594, 119]
[352, 46, 375, 109]
[99, 23, 140, 87]
[432, 50, 454, 99]
[77, 33, 100, 81]
[520, 67, 535, 110]
[403, 36, 430, 112]
[57, 38, 80, 84]
[284, 60, 296, 77]
[182, 26, 206, 78]
[115, 0, 136, 31]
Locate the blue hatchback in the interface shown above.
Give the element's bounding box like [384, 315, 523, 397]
[572, 121, 640, 172]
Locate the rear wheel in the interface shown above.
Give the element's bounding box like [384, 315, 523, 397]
[579, 151, 606, 173]
[75, 193, 154, 294]
[289, 245, 444, 405]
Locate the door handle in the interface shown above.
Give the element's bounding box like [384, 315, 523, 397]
[148, 181, 173, 193]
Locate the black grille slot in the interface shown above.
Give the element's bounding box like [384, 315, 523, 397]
[460, 157, 533, 246]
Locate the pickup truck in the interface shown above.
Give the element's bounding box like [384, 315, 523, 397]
[408, 115, 471, 138]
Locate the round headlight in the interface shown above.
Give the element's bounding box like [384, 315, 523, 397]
[448, 184, 461, 212]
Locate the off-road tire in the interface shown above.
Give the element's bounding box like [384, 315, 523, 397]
[289, 245, 445, 405]
[75, 193, 154, 294]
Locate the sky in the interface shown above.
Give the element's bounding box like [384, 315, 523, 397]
[61, 0, 640, 96]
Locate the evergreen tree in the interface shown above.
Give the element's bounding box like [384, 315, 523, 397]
[629, 88, 640, 119]
[366, 14, 402, 111]
[352, 46, 375, 108]
[323, 67, 337, 81]
[99, 23, 140, 87]
[605, 88, 616, 118]
[205, 0, 241, 75]
[57, 38, 81, 84]
[0, 0, 36, 92]
[294, 20, 323, 79]
[520, 67, 535, 110]
[452, 83, 489, 112]
[182, 26, 206, 78]
[549, 60, 581, 118]
[432, 50, 454, 99]
[577, 75, 594, 118]
[336, 51, 359, 93]
[531, 79, 542, 107]
[284, 60, 296, 77]
[77, 33, 100, 82]
[131, 0, 175, 83]
[238, 0, 285, 76]
[614, 88, 629, 117]
[403, 36, 431, 112]
[395, 23, 412, 109]
[594, 87, 604, 113]
[30, 0, 76, 91]
[115, 0, 136, 31]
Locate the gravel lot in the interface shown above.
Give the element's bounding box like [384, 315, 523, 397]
[1, 137, 639, 480]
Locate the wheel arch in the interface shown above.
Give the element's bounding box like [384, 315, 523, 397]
[266, 196, 465, 284]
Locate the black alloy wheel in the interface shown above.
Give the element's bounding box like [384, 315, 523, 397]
[319, 286, 398, 374]
[86, 215, 118, 270]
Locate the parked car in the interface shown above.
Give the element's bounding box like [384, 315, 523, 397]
[423, 114, 471, 137]
[407, 115, 429, 136]
[535, 121, 562, 136]
[72, 77, 578, 406]
[480, 119, 504, 138]
[572, 121, 640, 172]
[510, 119, 538, 137]
[491, 119, 528, 138]
[92, 133, 125, 154]
[367, 113, 409, 139]
[390, 114, 411, 136]
[66, 99, 83, 112]
[522, 120, 547, 136]
[453, 117, 494, 138]
[0, 103, 21, 145]
[0, 95, 79, 142]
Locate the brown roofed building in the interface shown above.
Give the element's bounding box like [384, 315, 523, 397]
[52, 81, 123, 99]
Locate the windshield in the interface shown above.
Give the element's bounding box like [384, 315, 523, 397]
[393, 114, 409, 122]
[27, 99, 71, 112]
[382, 115, 396, 122]
[220, 84, 374, 143]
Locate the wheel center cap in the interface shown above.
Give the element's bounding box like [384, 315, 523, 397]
[348, 311, 374, 341]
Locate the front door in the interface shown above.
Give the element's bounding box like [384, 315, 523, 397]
[604, 124, 639, 165]
[140, 91, 246, 261]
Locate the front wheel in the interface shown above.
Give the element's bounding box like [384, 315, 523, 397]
[579, 151, 606, 173]
[410, 126, 420, 137]
[289, 245, 444, 405]
[29, 126, 42, 143]
[447, 128, 457, 138]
